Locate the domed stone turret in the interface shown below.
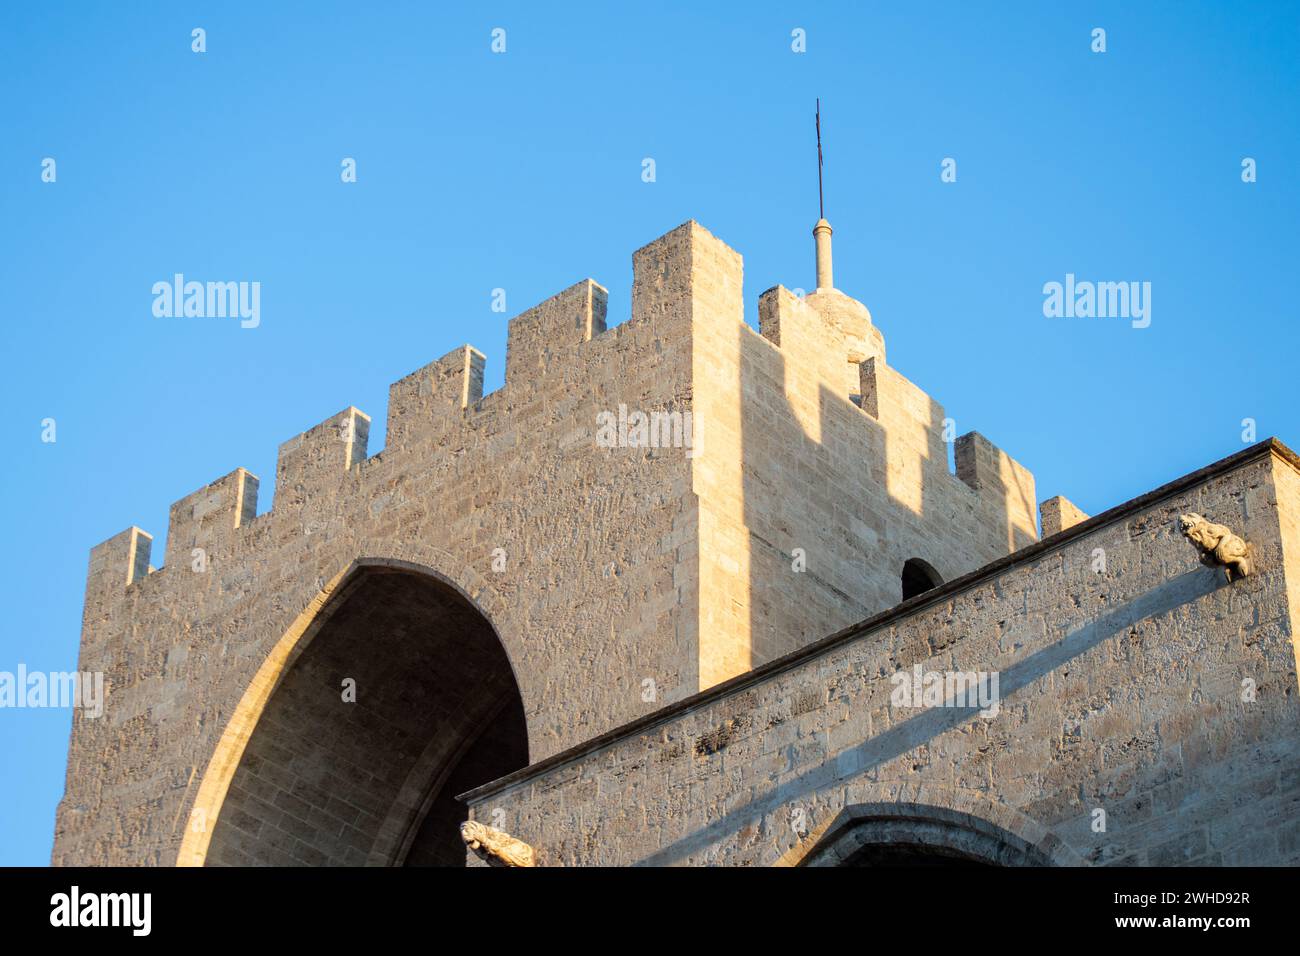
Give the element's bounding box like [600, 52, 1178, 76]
[803, 217, 886, 397]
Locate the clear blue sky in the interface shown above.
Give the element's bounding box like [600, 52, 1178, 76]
[1, 2, 1296, 866]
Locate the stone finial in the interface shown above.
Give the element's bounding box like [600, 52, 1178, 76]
[460, 820, 536, 867]
[1178, 513, 1254, 582]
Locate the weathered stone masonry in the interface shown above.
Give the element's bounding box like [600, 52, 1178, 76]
[57, 218, 1286, 867]
[464, 440, 1300, 866]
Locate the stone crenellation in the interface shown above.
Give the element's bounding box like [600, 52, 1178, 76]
[80, 219, 1036, 682]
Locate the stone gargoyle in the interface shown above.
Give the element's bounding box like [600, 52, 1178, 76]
[460, 820, 536, 867]
[1178, 513, 1254, 582]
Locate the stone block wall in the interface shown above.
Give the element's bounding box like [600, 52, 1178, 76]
[56, 229, 704, 865]
[465, 442, 1300, 867]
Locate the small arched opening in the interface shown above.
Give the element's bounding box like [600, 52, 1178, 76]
[901, 558, 943, 601]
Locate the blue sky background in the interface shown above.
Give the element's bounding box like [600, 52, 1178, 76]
[1, 2, 1296, 865]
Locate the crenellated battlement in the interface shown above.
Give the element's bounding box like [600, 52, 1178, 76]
[164, 468, 258, 570]
[83, 219, 1040, 621]
[83, 527, 152, 625]
[505, 279, 607, 386]
[387, 347, 484, 452]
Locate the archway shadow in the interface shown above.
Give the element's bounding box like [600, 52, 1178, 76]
[187, 560, 528, 867]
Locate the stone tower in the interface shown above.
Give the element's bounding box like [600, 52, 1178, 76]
[54, 218, 1040, 866]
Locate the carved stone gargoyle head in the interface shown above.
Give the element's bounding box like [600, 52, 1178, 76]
[460, 819, 537, 867]
[1178, 512, 1254, 582]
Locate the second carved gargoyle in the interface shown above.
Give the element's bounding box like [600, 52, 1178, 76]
[460, 820, 536, 867]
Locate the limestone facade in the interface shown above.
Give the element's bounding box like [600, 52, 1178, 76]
[54, 220, 1291, 867]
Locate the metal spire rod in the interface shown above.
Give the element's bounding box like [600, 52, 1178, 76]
[816, 98, 824, 220]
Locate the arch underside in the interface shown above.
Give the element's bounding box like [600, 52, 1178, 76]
[800, 805, 1058, 867]
[203, 565, 527, 866]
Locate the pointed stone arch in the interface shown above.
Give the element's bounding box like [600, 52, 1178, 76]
[775, 789, 1086, 868]
[177, 554, 528, 867]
